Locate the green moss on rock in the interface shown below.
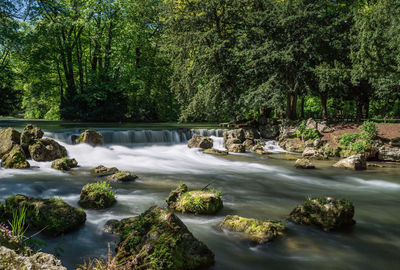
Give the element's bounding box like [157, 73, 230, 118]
[90, 165, 119, 177]
[79, 181, 116, 209]
[0, 128, 21, 158]
[114, 206, 215, 270]
[166, 184, 223, 215]
[289, 197, 355, 231]
[188, 134, 213, 149]
[51, 157, 78, 171]
[107, 171, 138, 182]
[203, 148, 228, 156]
[1, 145, 30, 169]
[220, 215, 286, 243]
[75, 130, 103, 147]
[20, 124, 44, 155]
[4, 195, 86, 236]
[28, 138, 67, 162]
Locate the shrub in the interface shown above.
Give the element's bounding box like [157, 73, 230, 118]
[296, 120, 320, 140]
[339, 133, 360, 147]
[360, 121, 378, 142]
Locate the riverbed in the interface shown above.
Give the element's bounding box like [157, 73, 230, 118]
[0, 125, 399, 270]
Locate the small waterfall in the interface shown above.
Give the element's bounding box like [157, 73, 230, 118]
[210, 136, 226, 150]
[263, 140, 286, 153]
[191, 129, 225, 137]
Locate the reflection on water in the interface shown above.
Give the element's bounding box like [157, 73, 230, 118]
[0, 128, 399, 269]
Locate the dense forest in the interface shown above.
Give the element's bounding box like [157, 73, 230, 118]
[0, 0, 399, 122]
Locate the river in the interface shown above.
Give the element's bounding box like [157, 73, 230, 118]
[0, 124, 399, 269]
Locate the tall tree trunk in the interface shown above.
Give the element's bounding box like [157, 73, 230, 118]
[300, 96, 305, 119]
[320, 94, 327, 120]
[286, 93, 292, 120]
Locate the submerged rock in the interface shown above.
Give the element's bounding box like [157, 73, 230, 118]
[220, 215, 285, 244]
[166, 184, 223, 215]
[114, 206, 215, 269]
[289, 197, 355, 231]
[51, 157, 78, 171]
[75, 129, 103, 147]
[79, 181, 116, 209]
[0, 128, 21, 158]
[203, 148, 228, 156]
[333, 154, 366, 170]
[294, 159, 315, 169]
[20, 124, 44, 155]
[5, 194, 86, 236]
[28, 138, 67, 162]
[90, 165, 119, 177]
[188, 134, 213, 149]
[0, 246, 66, 270]
[107, 171, 138, 182]
[1, 144, 30, 169]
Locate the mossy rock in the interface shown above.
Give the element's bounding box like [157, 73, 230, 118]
[220, 215, 286, 243]
[4, 195, 86, 236]
[79, 181, 116, 209]
[1, 144, 30, 169]
[225, 139, 246, 153]
[166, 184, 223, 215]
[75, 130, 103, 147]
[20, 124, 44, 155]
[107, 171, 138, 182]
[51, 157, 78, 171]
[0, 128, 21, 158]
[289, 197, 355, 231]
[114, 206, 215, 269]
[203, 148, 228, 156]
[28, 138, 67, 162]
[90, 165, 119, 177]
[188, 134, 213, 149]
[294, 159, 315, 169]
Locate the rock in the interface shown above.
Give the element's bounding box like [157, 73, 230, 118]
[1, 144, 30, 169]
[188, 134, 213, 149]
[28, 138, 67, 162]
[0, 128, 21, 158]
[79, 181, 116, 209]
[279, 138, 305, 153]
[103, 219, 120, 233]
[113, 206, 215, 269]
[219, 215, 285, 244]
[244, 129, 260, 140]
[313, 138, 324, 148]
[166, 184, 223, 215]
[0, 246, 67, 270]
[203, 148, 228, 156]
[289, 197, 355, 231]
[5, 194, 86, 236]
[75, 129, 103, 147]
[255, 149, 269, 155]
[317, 121, 333, 133]
[20, 124, 44, 155]
[107, 171, 138, 182]
[302, 147, 325, 160]
[242, 139, 255, 149]
[390, 137, 400, 147]
[333, 154, 367, 170]
[306, 118, 318, 130]
[279, 125, 298, 140]
[226, 143, 246, 153]
[295, 159, 315, 169]
[51, 157, 78, 171]
[0, 223, 25, 253]
[378, 147, 400, 162]
[223, 129, 245, 142]
[91, 165, 119, 177]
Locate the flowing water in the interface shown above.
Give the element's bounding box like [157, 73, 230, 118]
[0, 124, 399, 270]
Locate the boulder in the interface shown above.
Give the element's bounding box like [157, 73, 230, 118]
[279, 138, 305, 153]
[5, 195, 86, 236]
[242, 139, 255, 149]
[28, 138, 67, 162]
[51, 157, 78, 171]
[289, 197, 355, 231]
[244, 129, 260, 140]
[317, 121, 334, 133]
[107, 171, 138, 182]
[333, 154, 367, 170]
[294, 159, 315, 169]
[0, 128, 21, 158]
[20, 124, 44, 154]
[254, 149, 269, 155]
[302, 147, 325, 160]
[0, 246, 66, 270]
[203, 148, 228, 156]
[306, 118, 318, 130]
[219, 215, 285, 244]
[1, 144, 30, 169]
[223, 129, 245, 142]
[75, 129, 103, 147]
[378, 147, 400, 162]
[113, 206, 215, 269]
[91, 165, 119, 177]
[166, 184, 223, 215]
[226, 142, 246, 153]
[279, 125, 298, 140]
[188, 134, 213, 149]
[79, 181, 116, 209]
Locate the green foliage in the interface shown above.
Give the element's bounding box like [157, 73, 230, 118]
[296, 121, 320, 140]
[339, 121, 377, 154]
[359, 120, 378, 141]
[339, 133, 360, 147]
[84, 181, 116, 208]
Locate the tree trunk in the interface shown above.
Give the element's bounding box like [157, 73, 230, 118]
[320, 94, 327, 120]
[300, 96, 305, 119]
